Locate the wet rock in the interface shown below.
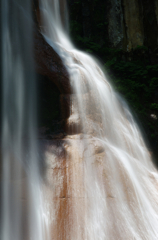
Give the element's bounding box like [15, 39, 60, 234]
[60, 94, 83, 134]
[33, 2, 72, 126]
[34, 28, 71, 94]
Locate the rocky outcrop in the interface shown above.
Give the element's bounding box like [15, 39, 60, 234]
[107, 0, 158, 51]
[34, 29, 70, 94]
[69, 0, 158, 52]
[33, 1, 72, 126]
[41, 135, 106, 240]
[107, 0, 124, 49]
[123, 0, 144, 51]
[34, 27, 73, 127]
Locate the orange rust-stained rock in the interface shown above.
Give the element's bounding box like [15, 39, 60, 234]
[41, 135, 158, 240]
[42, 137, 86, 240]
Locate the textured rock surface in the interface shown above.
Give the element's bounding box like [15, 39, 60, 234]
[69, 0, 158, 52]
[123, 0, 144, 51]
[108, 0, 124, 49]
[40, 133, 158, 240]
[34, 27, 72, 123]
[34, 28, 70, 94]
[41, 136, 106, 240]
[33, 1, 72, 122]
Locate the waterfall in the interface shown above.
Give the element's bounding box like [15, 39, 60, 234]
[1, 0, 49, 239]
[1, 0, 158, 239]
[39, 0, 158, 239]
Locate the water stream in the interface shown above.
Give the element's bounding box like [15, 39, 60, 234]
[1, 0, 48, 239]
[1, 0, 158, 239]
[39, 0, 158, 239]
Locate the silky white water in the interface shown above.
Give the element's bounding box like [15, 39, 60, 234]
[1, 0, 49, 239]
[39, 0, 158, 239]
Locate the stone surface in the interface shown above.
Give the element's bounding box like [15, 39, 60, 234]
[34, 28, 71, 94]
[108, 0, 124, 49]
[40, 134, 158, 239]
[123, 0, 144, 51]
[41, 136, 106, 240]
[69, 0, 158, 52]
[33, 1, 72, 122]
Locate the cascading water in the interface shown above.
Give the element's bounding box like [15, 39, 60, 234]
[1, 0, 49, 239]
[1, 0, 158, 239]
[39, 0, 158, 239]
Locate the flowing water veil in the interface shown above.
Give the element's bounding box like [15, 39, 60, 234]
[39, 0, 158, 239]
[1, 0, 158, 239]
[1, 0, 50, 239]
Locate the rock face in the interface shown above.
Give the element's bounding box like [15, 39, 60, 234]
[108, 0, 124, 49]
[69, 0, 158, 52]
[41, 135, 106, 240]
[41, 131, 158, 240]
[42, 137, 85, 240]
[123, 0, 144, 51]
[33, 1, 72, 124]
[34, 28, 70, 95]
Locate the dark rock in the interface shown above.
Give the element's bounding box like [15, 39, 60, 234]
[34, 28, 71, 94]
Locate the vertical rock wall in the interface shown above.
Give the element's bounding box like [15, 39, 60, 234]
[68, 0, 158, 52]
[123, 0, 144, 51]
[108, 0, 158, 51]
[107, 0, 124, 49]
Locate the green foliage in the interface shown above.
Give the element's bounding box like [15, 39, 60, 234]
[69, 1, 108, 54]
[151, 103, 158, 110]
[135, 45, 148, 51]
[70, 24, 103, 53]
[104, 57, 158, 143]
[70, 21, 82, 36]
